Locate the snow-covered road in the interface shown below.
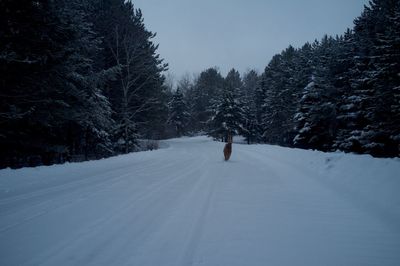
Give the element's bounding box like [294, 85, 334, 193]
[1, 137, 399, 266]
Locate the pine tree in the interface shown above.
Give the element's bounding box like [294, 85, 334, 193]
[208, 69, 245, 141]
[91, 0, 167, 151]
[192, 68, 224, 132]
[261, 47, 300, 146]
[0, 0, 167, 167]
[342, 0, 400, 156]
[0, 0, 113, 167]
[58, 0, 114, 159]
[178, 74, 197, 134]
[293, 36, 339, 151]
[241, 70, 259, 144]
[333, 29, 360, 152]
[208, 87, 241, 141]
[168, 88, 189, 137]
[293, 77, 336, 151]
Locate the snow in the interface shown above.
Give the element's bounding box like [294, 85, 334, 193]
[0, 136, 399, 266]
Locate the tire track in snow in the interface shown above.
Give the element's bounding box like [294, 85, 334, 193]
[0, 171, 134, 235]
[0, 155, 191, 234]
[178, 160, 217, 266]
[0, 157, 164, 208]
[0, 153, 194, 231]
[25, 153, 208, 266]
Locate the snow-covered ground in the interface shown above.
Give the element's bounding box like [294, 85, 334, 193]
[0, 136, 399, 266]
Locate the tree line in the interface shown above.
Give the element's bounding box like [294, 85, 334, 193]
[1, 0, 399, 169]
[1, 0, 168, 168]
[168, 0, 399, 158]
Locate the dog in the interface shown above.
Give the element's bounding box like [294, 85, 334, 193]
[223, 135, 232, 161]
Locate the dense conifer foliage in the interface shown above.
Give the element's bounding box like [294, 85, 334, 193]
[0, 0, 167, 168]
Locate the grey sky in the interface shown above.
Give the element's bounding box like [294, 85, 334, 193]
[134, 0, 368, 78]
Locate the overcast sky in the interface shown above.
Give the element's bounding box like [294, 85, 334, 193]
[133, 0, 368, 79]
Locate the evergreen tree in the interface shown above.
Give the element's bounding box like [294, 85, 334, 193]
[241, 70, 259, 144]
[253, 76, 268, 142]
[168, 88, 189, 137]
[208, 87, 242, 141]
[333, 29, 359, 152]
[91, 0, 167, 152]
[192, 68, 224, 132]
[208, 69, 245, 141]
[340, 0, 400, 156]
[178, 74, 197, 134]
[293, 36, 339, 151]
[0, 0, 113, 167]
[261, 46, 300, 146]
[0, 0, 167, 168]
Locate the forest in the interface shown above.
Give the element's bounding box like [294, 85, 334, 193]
[1, 0, 399, 168]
